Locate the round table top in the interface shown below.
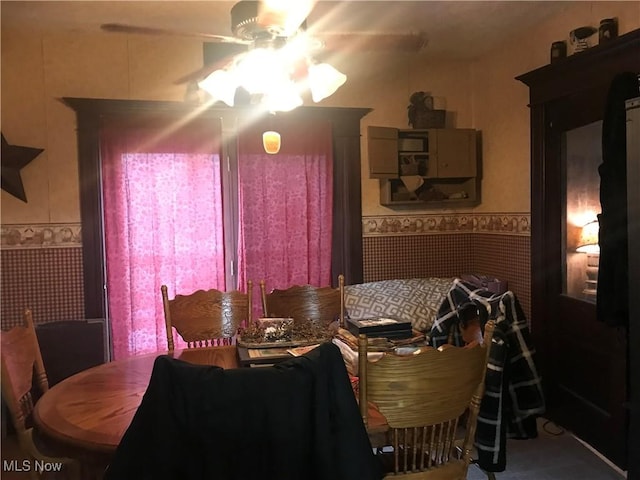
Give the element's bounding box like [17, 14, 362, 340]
[33, 346, 239, 455]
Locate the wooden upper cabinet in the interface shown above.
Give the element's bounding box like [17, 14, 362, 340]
[367, 125, 480, 208]
[367, 126, 399, 178]
[432, 128, 477, 178]
[367, 126, 477, 179]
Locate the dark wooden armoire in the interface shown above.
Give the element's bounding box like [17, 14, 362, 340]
[517, 29, 639, 474]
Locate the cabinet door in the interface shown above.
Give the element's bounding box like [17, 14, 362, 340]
[431, 129, 477, 178]
[367, 126, 398, 178]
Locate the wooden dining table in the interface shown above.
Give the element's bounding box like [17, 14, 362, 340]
[33, 344, 388, 468]
[33, 347, 239, 458]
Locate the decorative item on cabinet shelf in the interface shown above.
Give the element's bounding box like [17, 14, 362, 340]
[570, 26, 597, 53]
[550, 40, 567, 64]
[407, 91, 445, 129]
[598, 18, 618, 44]
[399, 175, 424, 200]
[398, 138, 425, 152]
[400, 155, 420, 175]
[415, 183, 467, 202]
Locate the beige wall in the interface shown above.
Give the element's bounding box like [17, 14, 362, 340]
[470, 1, 640, 214]
[1, 2, 639, 224]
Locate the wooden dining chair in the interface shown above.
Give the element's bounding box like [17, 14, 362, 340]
[259, 274, 345, 327]
[161, 281, 253, 351]
[358, 320, 496, 479]
[0, 309, 80, 480]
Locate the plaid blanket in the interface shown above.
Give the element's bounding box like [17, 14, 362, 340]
[430, 279, 546, 472]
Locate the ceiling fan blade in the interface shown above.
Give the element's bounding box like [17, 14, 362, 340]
[257, 0, 316, 36]
[174, 55, 241, 85]
[319, 32, 428, 53]
[100, 23, 251, 45]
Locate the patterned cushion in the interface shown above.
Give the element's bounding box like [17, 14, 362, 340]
[344, 278, 455, 332]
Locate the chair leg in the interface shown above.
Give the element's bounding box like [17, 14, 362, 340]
[19, 429, 82, 480]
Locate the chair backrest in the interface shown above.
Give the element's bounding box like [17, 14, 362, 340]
[358, 320, 495, 478]
[161, 281, 253, 350]
[259, 274, 345, 327]
[1, 311, 81, 478]
[1, 308, 49, 434]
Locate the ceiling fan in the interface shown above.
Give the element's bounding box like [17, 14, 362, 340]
[101, 0, 427, 110]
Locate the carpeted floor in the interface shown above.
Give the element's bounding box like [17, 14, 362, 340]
[1, 417, 626, 479]
[467, 418, 626, 480]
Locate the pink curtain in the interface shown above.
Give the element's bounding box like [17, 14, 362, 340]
[101, 118, 225, 359]
[237, 118, 333, 318]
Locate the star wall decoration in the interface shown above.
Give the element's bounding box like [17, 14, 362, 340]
[1, 133, 44, 203]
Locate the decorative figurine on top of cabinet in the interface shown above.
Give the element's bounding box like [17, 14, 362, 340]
[407, 91, 445, 129]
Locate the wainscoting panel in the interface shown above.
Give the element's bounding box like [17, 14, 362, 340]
[1, 216, 531, 328]
[471, 233, 531, 321]
[362, 234, 474, 282]
[362, 229, 531, 320]
[0, 248, 85, 329]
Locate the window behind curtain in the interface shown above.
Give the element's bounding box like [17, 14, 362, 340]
[100, 117, 225, 359]
[237, 118, 334, 318]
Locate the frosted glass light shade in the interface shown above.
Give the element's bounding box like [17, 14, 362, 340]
[198, 70, 237, 107]
[197, 49, 347, 111]
[308, 63, 347, 103]
[262, 131, 281, 154]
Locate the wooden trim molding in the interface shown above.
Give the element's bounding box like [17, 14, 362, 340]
[363, 213, 530, 237]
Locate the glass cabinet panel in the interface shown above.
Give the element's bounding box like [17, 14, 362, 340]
[563, 120, 602, 302]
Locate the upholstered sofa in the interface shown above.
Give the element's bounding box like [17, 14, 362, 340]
[343, 275, 508, 334]
[343, 277, 456, 333]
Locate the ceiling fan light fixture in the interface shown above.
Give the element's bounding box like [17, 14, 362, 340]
[197, 2, 347, 113]
[262, 85, 303, 112]
[236, 48, 292, 95]
[260, 0, 314, 36]
[307, 63, 347, 103]
[198, 69, 238, 106]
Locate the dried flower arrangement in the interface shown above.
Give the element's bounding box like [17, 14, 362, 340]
[407, 91, 445, 129]
[239, 318, 335, 347]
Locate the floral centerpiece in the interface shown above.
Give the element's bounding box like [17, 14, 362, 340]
[238, 318, 335, 347]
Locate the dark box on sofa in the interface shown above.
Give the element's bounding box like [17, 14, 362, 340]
[346, 317, 413, 339]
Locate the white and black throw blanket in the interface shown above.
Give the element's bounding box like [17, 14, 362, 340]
[430, 279, 546, 472]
